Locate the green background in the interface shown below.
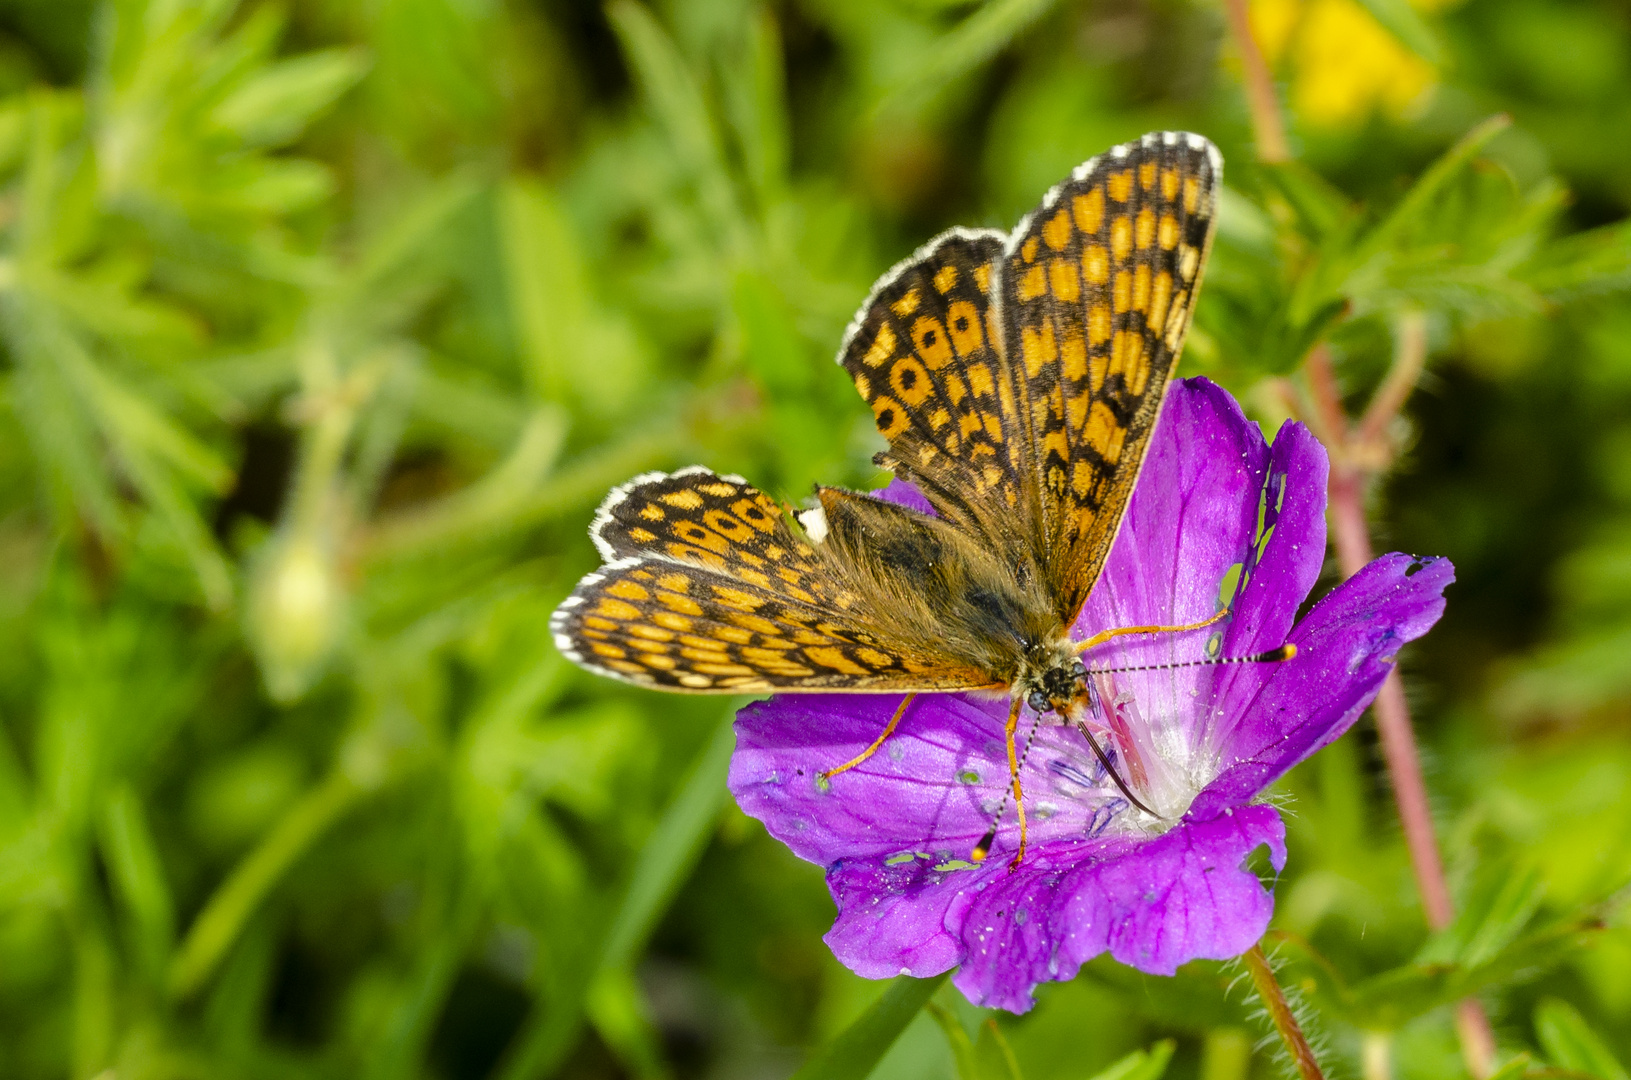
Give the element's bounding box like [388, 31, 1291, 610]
[0, 1, 1627, 1078]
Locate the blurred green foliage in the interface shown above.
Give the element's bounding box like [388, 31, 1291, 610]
[0, 0, 1628, 1078]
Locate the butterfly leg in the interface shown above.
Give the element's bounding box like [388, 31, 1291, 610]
[1003, 697, 1028, 869]
[819, 693, 917, 782]
[969, 698, 1029, 868]
[1073, 607, 1230, 654]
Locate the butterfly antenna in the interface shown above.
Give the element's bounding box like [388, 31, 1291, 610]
[1070, 644, 1298, 816]
[1089, 642, 1296, 676]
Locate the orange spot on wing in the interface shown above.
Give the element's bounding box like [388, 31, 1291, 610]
[596, 598, 640, 620]
[1018, 264, 1046, 301]
[1073, 189, 1104, 234]
[1111, 217, 1132, 261]
[662, 489, 703, 509]
[1133, 264, 1151, 312]
[805, 646, 869, 674]
[1159, 213, 1179, 250]
[1149, 270, 1173, 332]
[1061, 326, 1087, 381]
[1042, 209, 1072, 251]
[1086, 400, 1125, 463]
[863, 322, 897, 368]
[606, 580, 650, 601]
[1082, 244, 1109, 285]
[1049, 258, 1080, 302]
[1020, 321, 1057, 378]
[946, 300, 984, 355]
[1088, 304, 1111, 347]
[967, 363, 995, 397]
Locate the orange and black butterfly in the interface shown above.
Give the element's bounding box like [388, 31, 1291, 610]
[552, 132, 1225, 862]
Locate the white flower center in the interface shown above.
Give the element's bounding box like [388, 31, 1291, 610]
[1032, 672, 1217, 838]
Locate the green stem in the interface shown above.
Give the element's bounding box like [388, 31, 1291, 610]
[168, 770, 362, 999]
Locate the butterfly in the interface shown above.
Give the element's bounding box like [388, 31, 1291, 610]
[552, 132, 1224, 865]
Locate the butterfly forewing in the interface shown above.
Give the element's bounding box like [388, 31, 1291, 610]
[555, 132, 1223, 698]
[996, 132, 1220, 624]
[551, 468, 995, 692]
[835, 229, 1033, 554]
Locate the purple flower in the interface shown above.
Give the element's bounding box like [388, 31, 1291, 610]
[728, 378, 1453, 1013]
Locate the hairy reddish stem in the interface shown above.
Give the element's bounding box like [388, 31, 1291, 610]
[1218, 5, 1492, 1056]
[1309, 343, 1497, 1079]
[1221, 0, 1290, 163]
[1244, 945, 1326, 1080]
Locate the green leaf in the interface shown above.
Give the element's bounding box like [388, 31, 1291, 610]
[717, 7, 790, 209]
[594, 714, 735, 974]
[1086, 1040, 1176, 1080]
[97, 783, 176, 980]
[1525, 219, 1631, 301]
[606, 0, 745, 244]
[1485, 1056, 1539, 1080]
[925, 1001, 980, 1080]
[886, 0, 1061, 105]
[168, 770, 364, 999]
[494, 712, 736, 1080]
[1535, 998, 1631, 1080]
[208, 48, 369, 148]
[1281, 910, 1599, 1029]
[1415, 862, 1546, 968]
[791, 972, 951, 1080]
[1360, 115, 1512, 260]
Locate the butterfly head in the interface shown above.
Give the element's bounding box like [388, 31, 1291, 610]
[1020, 644, 1089, 717]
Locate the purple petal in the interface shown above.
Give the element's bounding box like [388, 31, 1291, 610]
[730, 691, 1010, 863]
[818, 806, 1285, 1012]
[1071, 380, 1327, 760]
[1216, 419, 1330, 659]
[822, 854, 976, 980]
[731, 691, 1138, 865]
[948, 806, 1286, 1011]
[1054, 805, 1286, 978]
[1188, 553, 1454, 820]
[873, 477, 937, 516]
[1074, 379, 1269, 649]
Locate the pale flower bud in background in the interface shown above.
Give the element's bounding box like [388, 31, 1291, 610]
[246, 531, 346, 703]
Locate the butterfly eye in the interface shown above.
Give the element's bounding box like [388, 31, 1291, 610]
[1026, 689, 1050, 714]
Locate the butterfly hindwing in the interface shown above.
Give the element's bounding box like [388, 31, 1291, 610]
[553, 468, 995, 692]
[996, 132, 1221, 624]
[588, 465, 841, 607]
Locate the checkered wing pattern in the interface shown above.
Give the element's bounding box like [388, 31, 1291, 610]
[996, 132, 1220, 624]
[551, 468, 995, 692]
[835, 229, 1032, 552]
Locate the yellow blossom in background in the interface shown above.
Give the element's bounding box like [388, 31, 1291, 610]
[1251, 0, 1440, 127]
